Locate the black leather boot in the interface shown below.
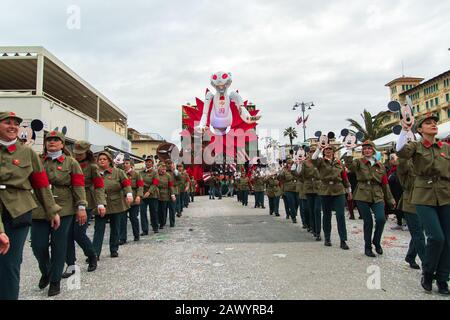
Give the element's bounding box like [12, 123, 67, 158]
[340, 241, 349, 250]
[48, 281, 61, 297]
[365, 248, 376, 257]
[405, 258, 420, 270]
[62, 266, 76, 279]
[38, 274, 50, 289]
[324, 240, 332, 247]
[437, 281, 450, 295]
[421, 272, 433, 292]
[87, 255, 97, 272]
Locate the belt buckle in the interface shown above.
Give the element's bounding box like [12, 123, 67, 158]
[329, 181, 334, 185]
[0, 185, 6, 190]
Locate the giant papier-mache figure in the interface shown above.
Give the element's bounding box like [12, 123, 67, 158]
[195, 71, 261, 136]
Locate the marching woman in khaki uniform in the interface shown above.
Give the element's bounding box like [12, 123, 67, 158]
[190, 176, 196, 202]
[396, 112, 450, 295]
[239, 171, 251, 207]
[278, 159, 298, 223]
[140, 156, 160, 234]
[93, 151, 133, 259]
[265, 173, 282, 216]
[397, 157, 425, 270]
[119, 158, 144, 244]
[166, 160, 180, 223]
[299, 147, 322, 240]
[344, 141, 395, 257]
[312, 145, 351, 249]
[157, 163, 176, 228]
[63, 140, 106, 278]
[0, 111, 61, 300]
[251, 172, 266, 209]
[31, 130, 87, 297]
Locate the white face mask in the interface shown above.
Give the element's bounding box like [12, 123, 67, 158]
[47, 150, 63, 160]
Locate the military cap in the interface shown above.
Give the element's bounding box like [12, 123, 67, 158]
[323, 145, 335, 151]
[158, 163, 167, 169]
[0, 111, 23, 124]
[73, 140, 91, 154]
[361, 140, 377, 150]
[97, 151, 113, 163]
[45, 130, 65, 143]
[123, 153, 133, 164]
[416, 112, 439, 128]
[144, 155, 154, 162]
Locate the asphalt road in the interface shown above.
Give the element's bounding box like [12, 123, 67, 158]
[19, 195, 449, 300]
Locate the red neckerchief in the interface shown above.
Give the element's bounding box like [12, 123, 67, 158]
[101, 168, 113, 174]
[6, 143, 17, 153]
[422, 139, 443, 149]
[44, 154, 65, 163]
[79, 161, 89, 169]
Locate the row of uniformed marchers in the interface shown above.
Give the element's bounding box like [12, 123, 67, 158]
[233, 112, 449, 296]
[0, 111, 195, 300]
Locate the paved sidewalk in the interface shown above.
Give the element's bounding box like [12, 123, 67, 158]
[19, 196, 449, 300]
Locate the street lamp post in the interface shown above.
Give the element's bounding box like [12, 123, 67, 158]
[293, 101, 315, 142]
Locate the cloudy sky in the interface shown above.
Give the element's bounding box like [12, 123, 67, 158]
[1, 0, 449, 145]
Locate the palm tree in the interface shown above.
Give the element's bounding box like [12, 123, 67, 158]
[283, 127, 298, 151]
[346, 109, 392, 141]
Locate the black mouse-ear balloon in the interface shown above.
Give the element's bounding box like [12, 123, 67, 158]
[392, 125, 402, 135]
[293, 145, 300, 152]
[341, 129, 349, 137]
[314, 131, 322, 138]
[388, 101, 401, 112]
[327, 132, 335, 139]
[30, 119, 44, 132]
[355, 132, 364, 141]
[62, 126, 67, 135]
[304, 146, 310, 153]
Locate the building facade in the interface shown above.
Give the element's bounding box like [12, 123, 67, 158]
[384, 70, 450, 128]
[0, 46, 131, 154]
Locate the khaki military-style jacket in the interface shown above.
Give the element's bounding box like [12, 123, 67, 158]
[299, 160, 321, 194]
[158, 172, 175, 201]
[177, 172, 190, 193]
[234, 178, 240, 191]
[167, 170, 180, 195]
[312, 157, 350, 196]
[140, 167, 160, 199]
[79, 161, 106, 210]
[33, 154, 87, 219]
[344, 156, 394, 204]
[190, 177, 196, 193]
[397, 139, 450, 206]
[239, 177, 251, 191]
[126, 169, 144, 206]
[265, 176, 283, 197]
[277, 168, 298, 192]
[251, 176, 265, 192]
[297, 179, 307, 200]
[0, 141, 61, 232]
[101, 167, 133, 215]
[397, 158, 416, 214]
